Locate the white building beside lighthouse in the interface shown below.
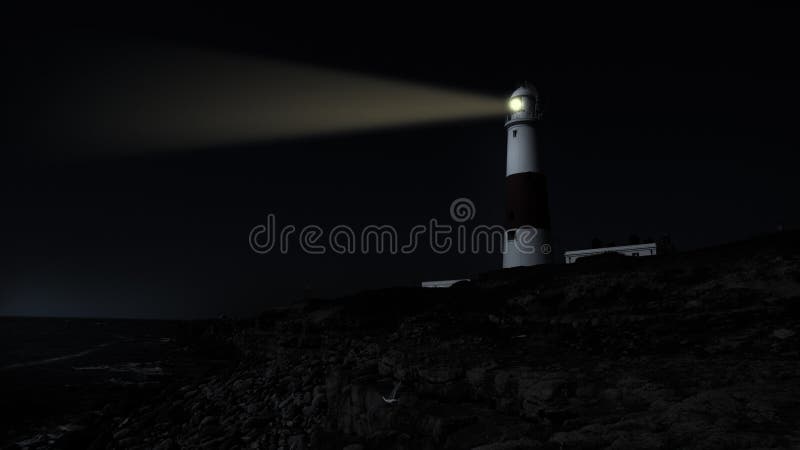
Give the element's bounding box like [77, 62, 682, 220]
[503, 86, 553, 268]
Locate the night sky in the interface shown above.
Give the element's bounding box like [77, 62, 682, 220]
[2, 8, 798, 318]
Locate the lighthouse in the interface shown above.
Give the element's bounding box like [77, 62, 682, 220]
[503, 86, 553, 268]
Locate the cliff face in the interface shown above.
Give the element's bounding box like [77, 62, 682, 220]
[103, 232, 800, 449]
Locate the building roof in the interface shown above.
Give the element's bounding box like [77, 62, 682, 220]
[564, 242, 657, 256]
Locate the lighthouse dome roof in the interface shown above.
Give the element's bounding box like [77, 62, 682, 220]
[510, 85, 538, 98]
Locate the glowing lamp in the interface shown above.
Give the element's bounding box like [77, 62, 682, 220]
[509, 97, 524, 112]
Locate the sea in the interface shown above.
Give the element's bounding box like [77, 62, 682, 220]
[0, 317, 230, 449]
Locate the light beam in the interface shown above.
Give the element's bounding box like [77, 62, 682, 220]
[13, 44, 506, 154]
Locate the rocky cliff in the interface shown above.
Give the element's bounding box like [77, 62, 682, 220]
[98, 232, 800, 449]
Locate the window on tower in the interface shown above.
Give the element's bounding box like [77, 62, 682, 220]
[513, 130, 518, 138]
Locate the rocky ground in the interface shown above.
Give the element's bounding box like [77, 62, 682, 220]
[31, 232, 800, 449]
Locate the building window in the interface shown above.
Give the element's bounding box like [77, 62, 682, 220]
[513, 130, 518, 138]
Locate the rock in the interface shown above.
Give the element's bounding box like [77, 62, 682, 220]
[575, 382, 597, 399]
[550, 424, 609, 449]
[465, 362, 497, 392]
[494, 371, 513, 395]
[523, 377, 571, 402]
[233, 378, 252, 391]
[471, 438, 541, 450]
[311, 392, 326, 411]
[772, 328, 795, 339]
[342, 444, 365, 450]
[607, 432, 663, 450]
[113, 427, 131, 440]
[199, 416, 218, 427]
[600, 388, 621, 403]
[288, 434, 307, 450]
[378, 350, 406, 378]
[153, 438, 176, 450]
[419, 365, 464, 384]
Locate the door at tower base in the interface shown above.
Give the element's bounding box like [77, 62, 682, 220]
[503, 227, 552, 268]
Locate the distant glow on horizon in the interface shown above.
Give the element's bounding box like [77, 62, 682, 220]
[509, 97, 524, 112]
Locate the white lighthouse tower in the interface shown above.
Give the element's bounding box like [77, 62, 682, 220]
[503, 86, 553, 268]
